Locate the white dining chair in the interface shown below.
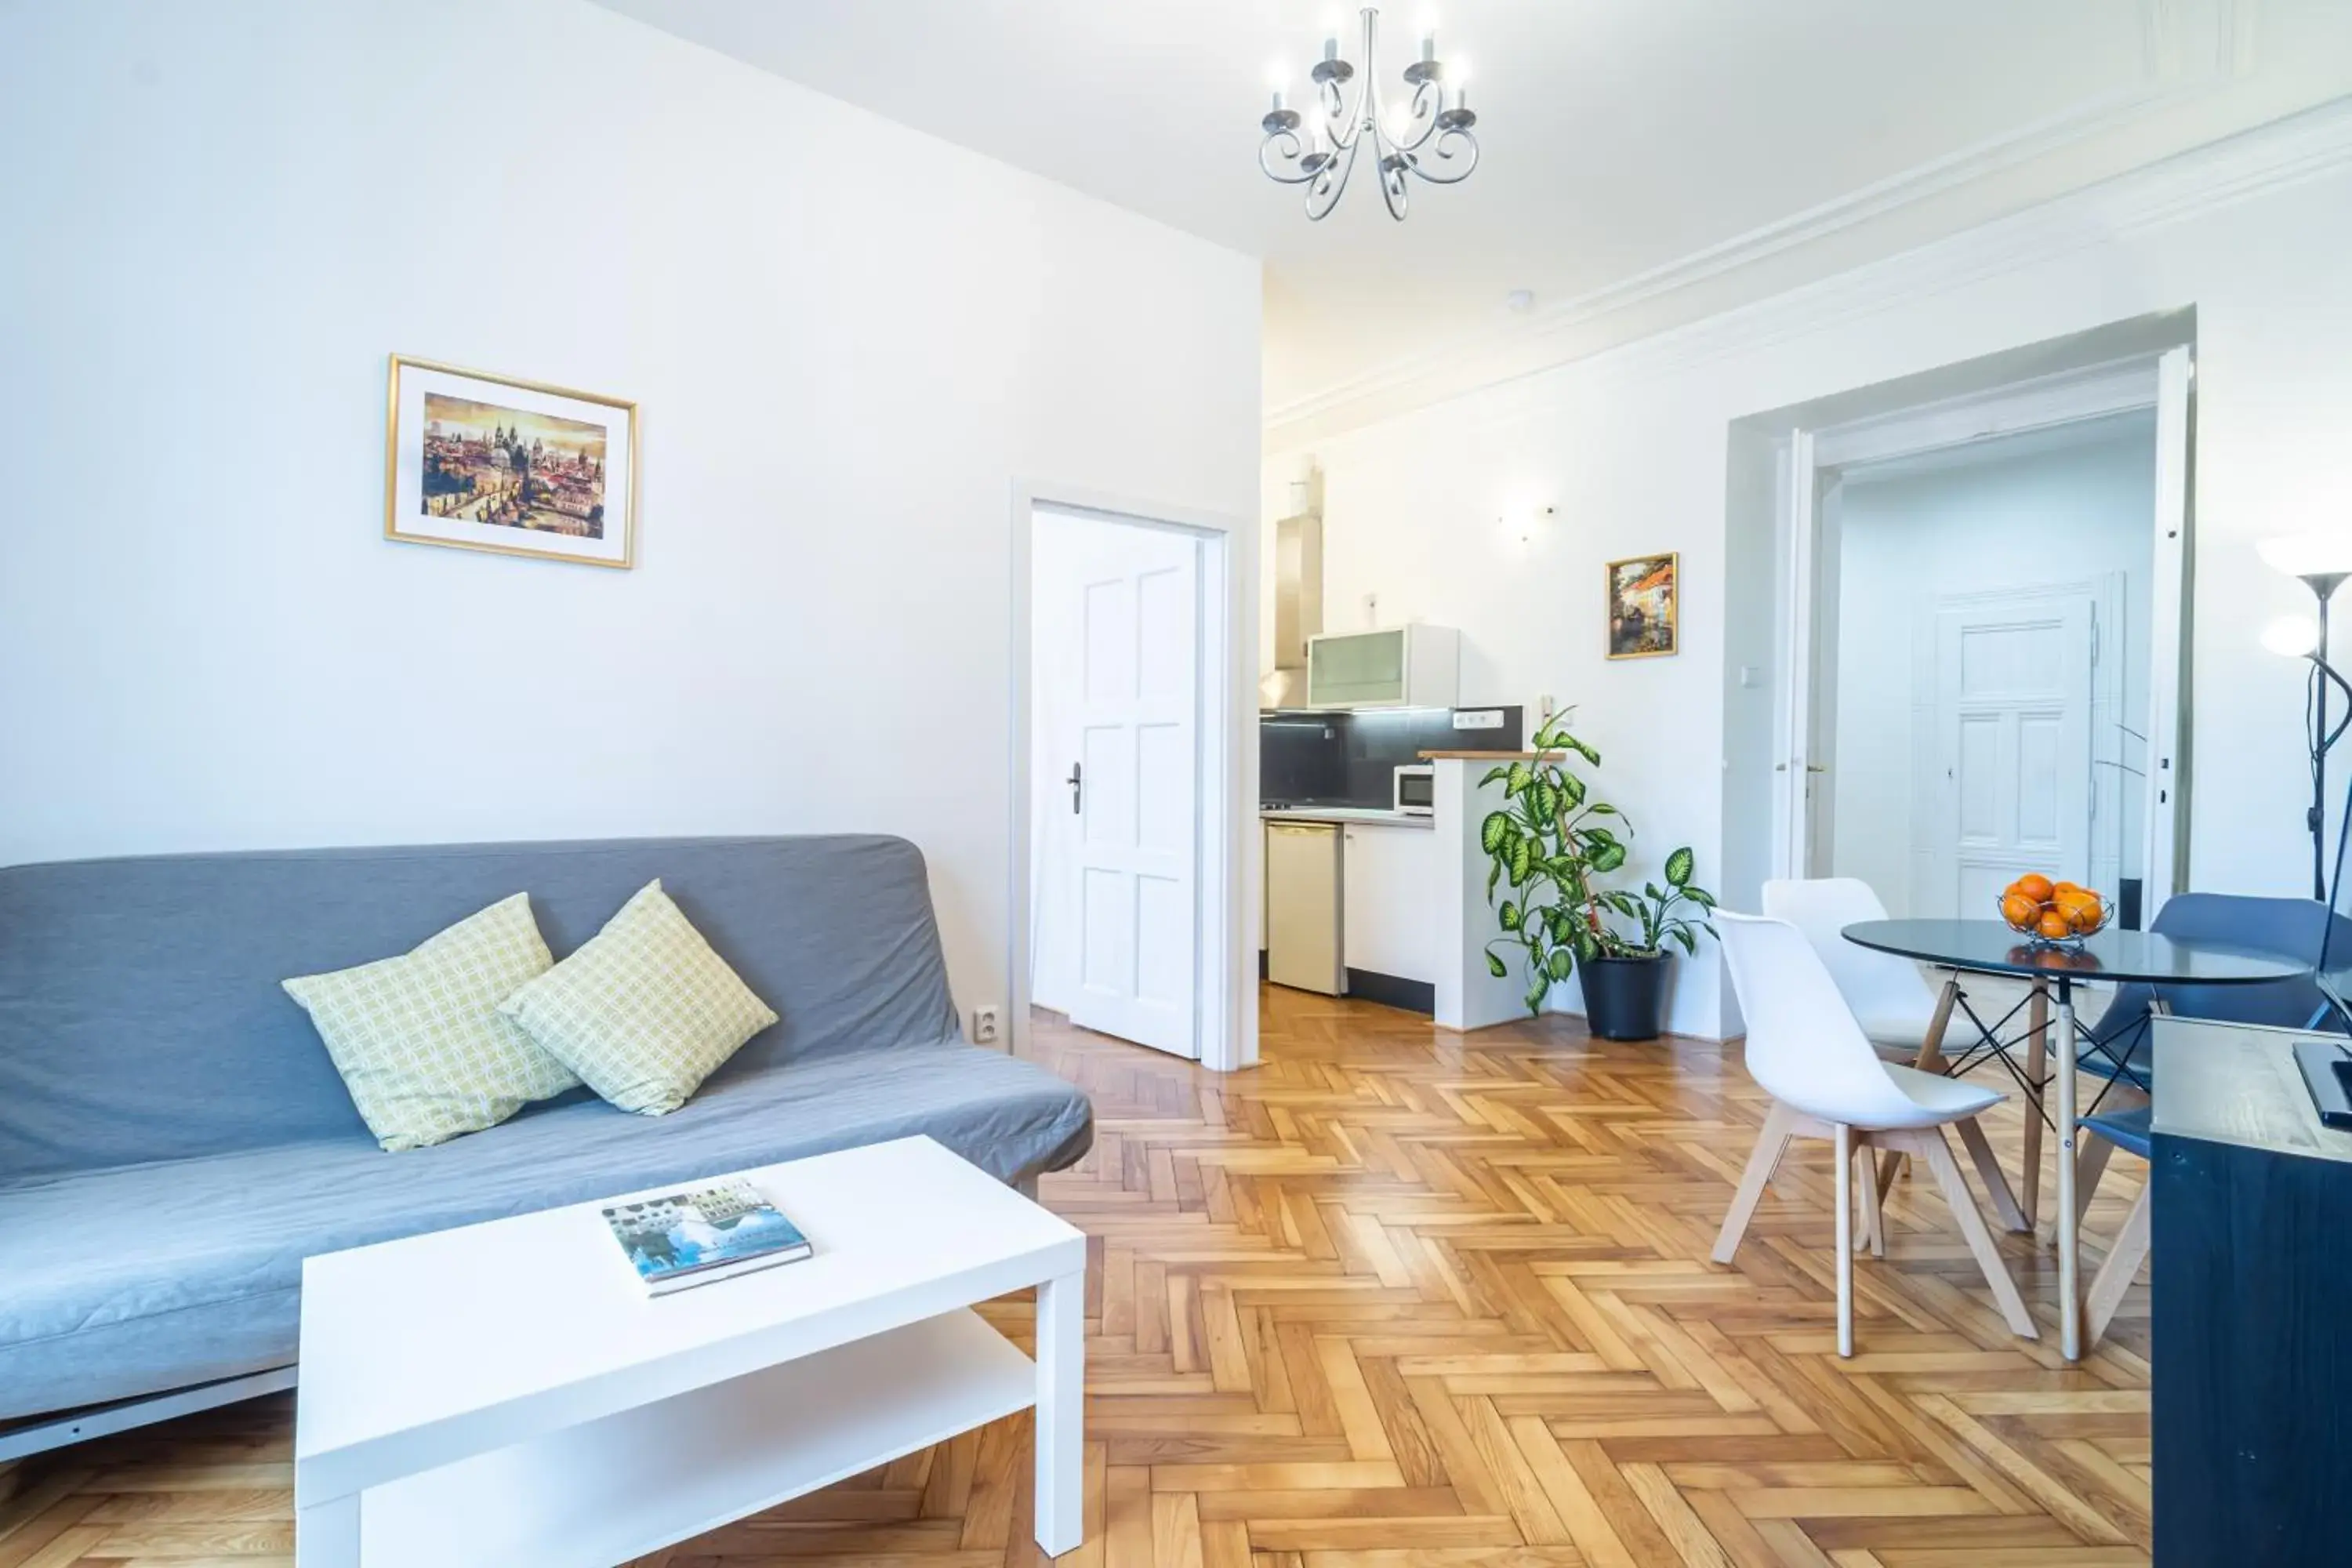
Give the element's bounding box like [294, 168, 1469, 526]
[1711, 910, 2038, 1355]
[1760, 878, 1945, 1056]
[1762, 877, 2035, 1231]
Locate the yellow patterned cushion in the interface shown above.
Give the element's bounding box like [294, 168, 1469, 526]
[283, 893, 578, 1152]
[496, 880, 778, 1116]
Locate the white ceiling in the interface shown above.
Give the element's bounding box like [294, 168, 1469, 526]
[591, 1, 2352, 438]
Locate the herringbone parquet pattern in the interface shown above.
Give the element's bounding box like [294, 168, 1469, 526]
[0, 988, 2152, 1566]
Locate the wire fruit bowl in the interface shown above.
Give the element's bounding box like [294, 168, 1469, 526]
[1998, 883, 2113, 950]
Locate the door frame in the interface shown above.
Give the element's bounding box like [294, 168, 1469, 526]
[1769, 348, 2192, 920]
[1010, 480, 1257, 1073]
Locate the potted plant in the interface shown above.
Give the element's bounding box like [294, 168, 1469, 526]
[1477, 709, 1718, 1039]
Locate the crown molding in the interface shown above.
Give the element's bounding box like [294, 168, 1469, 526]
[1266, 87, 2352, 452]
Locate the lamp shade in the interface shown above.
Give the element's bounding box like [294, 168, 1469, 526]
[2263, 615, 2321, 659]
[2259, 532, 2352, 581]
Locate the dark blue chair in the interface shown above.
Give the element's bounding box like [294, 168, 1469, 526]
[2072, 893, 2345, 1347]
[2076, 893, 2346, 1100]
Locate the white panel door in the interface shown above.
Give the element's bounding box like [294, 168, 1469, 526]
[1069, 525, 1199, 1058]
[1927, 596, 2094, 919]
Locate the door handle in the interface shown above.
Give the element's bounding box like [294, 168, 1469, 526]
[1067, 761, 1083, 815]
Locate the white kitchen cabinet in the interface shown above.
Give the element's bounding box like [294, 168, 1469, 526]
[1305, 626, 1459, 709]
[1342, 822, 1439, 982]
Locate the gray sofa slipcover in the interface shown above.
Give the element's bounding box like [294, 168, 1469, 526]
[0, 835, 1092, 1421]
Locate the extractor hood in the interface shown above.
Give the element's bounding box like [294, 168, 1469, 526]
[1261, 468, 1323, 711]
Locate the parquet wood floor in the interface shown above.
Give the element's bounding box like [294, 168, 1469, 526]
[0, 987, 2152, 1566]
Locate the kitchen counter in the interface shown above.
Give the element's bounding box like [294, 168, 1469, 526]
[1259, 806, 1435, 829]
[1417, 750, 1568, 761]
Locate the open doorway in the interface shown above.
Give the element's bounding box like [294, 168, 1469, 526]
[1720, 321, 2198, 977]
[1812, 412, 2158, 923]
[1014, 492, 1251, 1069]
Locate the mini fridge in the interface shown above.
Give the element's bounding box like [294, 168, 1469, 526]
[1265, 820, 1345, 995]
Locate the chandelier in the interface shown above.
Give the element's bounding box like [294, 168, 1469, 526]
[1259, 5, 1479, 221]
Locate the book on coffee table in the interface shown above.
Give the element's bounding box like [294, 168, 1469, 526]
[602, 1178, 811, 1297]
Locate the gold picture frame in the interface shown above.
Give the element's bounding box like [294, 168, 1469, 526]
[1606, 552, 1679, 659]
[383, 355, 639, 569]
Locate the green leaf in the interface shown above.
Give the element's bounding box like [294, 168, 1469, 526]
[1683, 887, 1717, 909]
[1673, 927, 1698, 955]
[1584, 802, 1617, 816]
[1564, 735, 1601, 766]
[1558, 770, 1586, 808]
[1480, 811, 1515, 855]
[1573, 926, 1600, 963]
[1547, 947, 1575, 981]
[1486, 949, 1508, 978]
[1486, 857, 1503, 901]
[1665, 846, 1695, 887]
[1505, 761, 1534, 797]
[1477, 765, 1510, 789]
[1508, 837, 1535, 886]
[1498, 900, 1523, 932]
[1588, 840, 1628, 874]
[1582, 825, 1618, 848]
[1526, 977, 1551, 1015]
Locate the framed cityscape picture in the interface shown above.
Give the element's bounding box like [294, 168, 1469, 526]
[1606, 552, 1678, 659]
[384, 356, 637, 568]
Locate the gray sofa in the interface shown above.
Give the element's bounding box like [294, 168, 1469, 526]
[0, 835, 1092, 1424]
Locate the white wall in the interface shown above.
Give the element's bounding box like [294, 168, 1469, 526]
[1269, 106, 2352, 1038]
[1830, 420, 2157, 916]
[0, 0, 1261, 1020]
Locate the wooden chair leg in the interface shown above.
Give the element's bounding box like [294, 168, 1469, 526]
[1835, 1122, 1855, 1357]
[1855, 1139, 1886, 1258]
[2076, 1083, 2150, 1224]
[2076, 1131, 2117, 1223]
[1712, 1102, 1797, 1265]
[1955, 1116, 2031, 1232]
[2021, 983, 2049, 1225]
[2085, 1181, 2152, 1348]
[1911, 1125, 2039, 1340]
[1881, 975, 1962, 1201]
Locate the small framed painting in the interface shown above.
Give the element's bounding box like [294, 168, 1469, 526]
[384, 356, 637, 568]
[1606, 552, 1678, 659]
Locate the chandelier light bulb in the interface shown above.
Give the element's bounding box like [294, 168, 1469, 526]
[2264, 615, 2322, 659]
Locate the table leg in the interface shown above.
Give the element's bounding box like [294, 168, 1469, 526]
[1034, 1269, 1084, 1556]
[2054, 982, 2082, 1362]
[2022, 982, 2049, 1227]
[295, 1492, 359, 1568]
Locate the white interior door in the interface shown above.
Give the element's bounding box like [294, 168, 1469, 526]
[1927, 595, 2094, 918]
[1069, 526, 1199, 1057]
[2145, 345, 2192, 916]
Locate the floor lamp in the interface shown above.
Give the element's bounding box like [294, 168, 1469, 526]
[2260, 534, 2352, 900]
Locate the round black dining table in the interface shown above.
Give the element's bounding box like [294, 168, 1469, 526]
[1841, 917, 2308, 1359]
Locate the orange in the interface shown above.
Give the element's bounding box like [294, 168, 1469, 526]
[2053, 880, 2082, 898]
[2000, 891, 2042, 929]
[2014, 873, 2055, 903]
[2036, 909, 2074, 942]
[2058, 891, 2105, 935]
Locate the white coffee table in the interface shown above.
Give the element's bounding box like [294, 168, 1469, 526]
[292, 1135, 1086, 1566]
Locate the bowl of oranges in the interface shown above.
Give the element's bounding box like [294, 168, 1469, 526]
[1998, 874, 2111, 947]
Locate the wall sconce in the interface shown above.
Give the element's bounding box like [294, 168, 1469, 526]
[1499, 504, 1555, 549]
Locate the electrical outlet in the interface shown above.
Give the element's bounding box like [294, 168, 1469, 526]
[971, 1004, 1003, 1045]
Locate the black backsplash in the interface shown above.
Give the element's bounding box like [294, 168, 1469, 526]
[1260, 706, 1525, 808]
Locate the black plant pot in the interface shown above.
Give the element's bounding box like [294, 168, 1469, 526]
[1580, 953, 1668, 1041]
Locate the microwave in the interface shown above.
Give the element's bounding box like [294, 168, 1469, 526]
[1392, 764, 1435, 816]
